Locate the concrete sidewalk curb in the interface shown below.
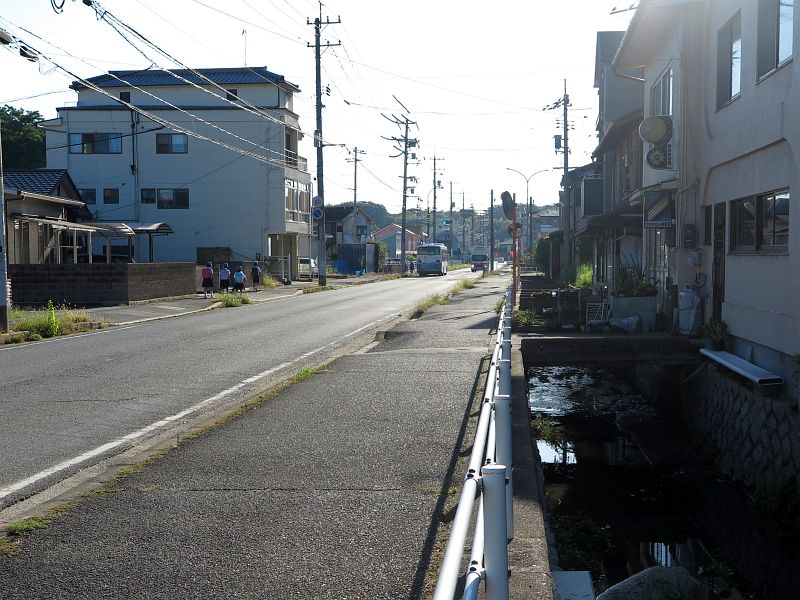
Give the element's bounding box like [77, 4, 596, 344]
[107, 289, 305, 326]
[109, 300, 224, 326]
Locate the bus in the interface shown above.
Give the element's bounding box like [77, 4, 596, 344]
[416, 243, 450, 276]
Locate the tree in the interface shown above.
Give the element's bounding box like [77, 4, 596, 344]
[0, 105, 46, 169]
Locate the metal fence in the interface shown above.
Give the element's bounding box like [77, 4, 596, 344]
[434, 287, 514, 600]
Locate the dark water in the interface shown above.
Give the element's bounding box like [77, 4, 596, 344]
[528, 366, 799, 599]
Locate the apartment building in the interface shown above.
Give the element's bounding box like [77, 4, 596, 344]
[605, 0, 796, 376]
[41, 67, 311, 269]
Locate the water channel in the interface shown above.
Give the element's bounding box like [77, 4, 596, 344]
[528, 366, 800, 599]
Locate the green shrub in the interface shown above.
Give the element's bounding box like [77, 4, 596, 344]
[512, 309, 538, 328]
[219, 293, 242, 307]
[574, 263, 593, 288]
[45, 300, 60, 337]
[261, 275, 280, 289]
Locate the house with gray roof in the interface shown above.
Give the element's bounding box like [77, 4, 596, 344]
[2, 169, 96, 264]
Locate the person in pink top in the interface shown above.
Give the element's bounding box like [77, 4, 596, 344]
[201, 262, 214, 298]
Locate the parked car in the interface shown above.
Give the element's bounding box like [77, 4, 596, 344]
[299, 257, 318, 278]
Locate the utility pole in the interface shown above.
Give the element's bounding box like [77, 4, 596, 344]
[470, 203, 475, 247]
[347, 146, 365, 243]
[431, 155, 443, 244]
[382, 99, 417, 274]
[308, 4, 340, 286]
[461, 192, 466, 262]
[449, 181, 454, 255]
[490, 190, 495, 270]
[0, 121, 8, 332]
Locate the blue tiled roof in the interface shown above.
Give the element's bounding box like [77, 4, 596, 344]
[72, 67, 299, 92]
[3, 169, 69, 195]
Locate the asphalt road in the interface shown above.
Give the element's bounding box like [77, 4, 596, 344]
[0, 271, 477, 509]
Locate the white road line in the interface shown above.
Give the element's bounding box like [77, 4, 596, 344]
[0, 316, 391, 500]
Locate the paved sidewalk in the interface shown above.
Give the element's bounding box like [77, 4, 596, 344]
[0, 274, 551, 599]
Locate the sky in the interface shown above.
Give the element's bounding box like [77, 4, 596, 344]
[0, 0, 634, 215]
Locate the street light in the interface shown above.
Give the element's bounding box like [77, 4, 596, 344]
[505, 167, 551, 255]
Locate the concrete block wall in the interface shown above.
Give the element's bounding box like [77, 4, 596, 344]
[9, 264, 128, 306]
[683, 366, 800, 499]
[127, 263, 195, 302]
[9, 263, 195, 306]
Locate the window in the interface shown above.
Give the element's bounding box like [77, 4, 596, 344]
[761, 190, 790, 247]
[156, 133, 188, 154]
[717, 12, 742, 108]
[758, 0, 794, 78]
[141, 188, 156, 204]
[68, 132, 122, 154]
[651, 66, 673, 116]
[78, 188, 96, 204]
[103, 188, 120, 204]
[731, 198, 756, 249]
[119, 91, 131, 103]
[285, 180, 310, 222]
[157, 188, 189, 209]
[226, 89, 238, 101]
[731, 189, 790, 251]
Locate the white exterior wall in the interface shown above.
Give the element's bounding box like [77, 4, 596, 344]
[697, 0, 799, 361]
[45, 80, 309, 263]
[641, 33, 682, 189]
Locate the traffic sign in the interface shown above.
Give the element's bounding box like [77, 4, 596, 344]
[312, 207, 324, 220]
[312, 195, 323, 209]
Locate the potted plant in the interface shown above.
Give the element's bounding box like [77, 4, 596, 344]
[700, 319, 727, 350]
[610, 254, 658, 331]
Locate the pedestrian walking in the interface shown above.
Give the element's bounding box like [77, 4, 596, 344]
[219, 262, 231, 293]
[201, 261, 214, 298]
[233, 266, 247, 294]
[251, 262, 262, 292]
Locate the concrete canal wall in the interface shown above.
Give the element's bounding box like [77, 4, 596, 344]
[628, 362, 800, 501]
[681, 366, 800, 499]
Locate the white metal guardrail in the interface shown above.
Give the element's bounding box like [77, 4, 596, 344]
[434, 287, 514, 600]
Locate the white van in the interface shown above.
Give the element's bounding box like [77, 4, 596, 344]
[299, 257, 318, 279]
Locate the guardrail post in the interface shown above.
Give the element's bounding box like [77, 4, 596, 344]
[493, 393, 514, 541]
[482, 464, 510, 600]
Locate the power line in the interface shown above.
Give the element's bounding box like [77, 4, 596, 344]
[0, 32, 287, 167]
[83, 3, 296, 130]
[2, 12, 294, 166]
